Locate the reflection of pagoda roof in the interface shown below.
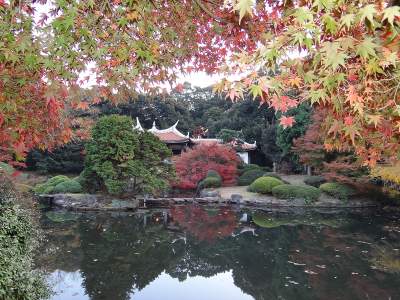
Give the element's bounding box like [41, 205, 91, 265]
[133, 118, 190, 144]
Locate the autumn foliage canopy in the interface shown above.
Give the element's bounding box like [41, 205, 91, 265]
[174, 143, 240, 190]
[1, 0, 400, 166]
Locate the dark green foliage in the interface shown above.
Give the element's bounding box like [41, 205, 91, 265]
[141, 88, 274, 155]
[238, 169, 265, 186]
[26, 142, 85, 174]
[216, 129, 245, 143]
[276, 103, 312, 157]
[304, 176, 326, 188]
[260, 124, 282, 166]
[199, 170, 222, 189]
[263, 172, 282, 180]
[238, 164, 268, 175]
[33, 175, 70, 194]
[206, 170, 222, 180]
[84, 115, 174, 195]
[0, 175, 49, 299]
[74, 171, 87, 186]
[248, 176, 284, 194]
[272, 184, 321, 202]
[320, 182, 357, 200]
[52, 179, 83, 194]
[199, 176, 222, 189]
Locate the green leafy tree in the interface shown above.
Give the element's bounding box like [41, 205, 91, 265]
[0, 173, 49, 299]
[276, 103, 312, 172]
[276, 103, 312, 157]
[216, 129, 245, 143]
[260, 124, 282, 172]
[83, 115, 174, 195]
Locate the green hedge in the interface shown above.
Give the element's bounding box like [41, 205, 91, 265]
[33, 175, 83, 194]
[199, 176, 222, 188]
[46, 175, 70, 186]
[33, 175, 70, 194]
[304, 176, 326, 187]
[320, 182, 357, 200]
[238, 169, 265, 186]
[248, 176, 284, 194]
[206, 170, 222, 180]
[238, 164, 271, 175]
[52, 179, 83, 194]
[272, 184, 321, 202]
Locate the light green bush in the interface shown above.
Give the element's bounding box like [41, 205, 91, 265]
[272, 184, 321, 202]
[320, 182, 357, 200]
[33, 175, 70, 194]
[52, 179, 83, 194]
[304, 176, 326, 187]
[0, 162, 15, 175]
[248, 176, 284, 194]
[199, 176, 222, 189]
[238, 169, 265, 186]
[0, 174, 49, 299]
[42, 185, 55, 194]
[46, 175, 70, 186]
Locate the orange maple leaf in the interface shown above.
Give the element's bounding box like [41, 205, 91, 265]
[279, 116, 295, 128]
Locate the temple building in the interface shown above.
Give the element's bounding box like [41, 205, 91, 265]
[133, 118, 257, 163]
[133, 118, 190, 155]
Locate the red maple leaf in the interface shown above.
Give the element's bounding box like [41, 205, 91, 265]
[279, 116, 295, 128]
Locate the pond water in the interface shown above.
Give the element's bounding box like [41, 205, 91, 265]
[36, 205, 400, 300]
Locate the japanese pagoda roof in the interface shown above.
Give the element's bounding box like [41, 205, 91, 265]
[133, 118, 189, 143]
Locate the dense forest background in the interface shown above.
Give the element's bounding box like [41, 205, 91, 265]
[27, 84, 312, 174]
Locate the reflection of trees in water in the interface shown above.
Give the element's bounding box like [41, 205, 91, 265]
[170, 206, 237, 242]
[38, 208, 400, 300]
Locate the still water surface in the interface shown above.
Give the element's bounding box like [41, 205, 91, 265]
[37, 205, 400, 300]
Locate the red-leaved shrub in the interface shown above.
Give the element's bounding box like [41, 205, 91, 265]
[173, 143, 240, 189]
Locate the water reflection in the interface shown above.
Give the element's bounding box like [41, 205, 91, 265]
[37, 205, 400, 300]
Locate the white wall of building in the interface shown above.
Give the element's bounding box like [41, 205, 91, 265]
[237, 152, 249, 164]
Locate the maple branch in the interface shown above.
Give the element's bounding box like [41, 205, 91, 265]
[192, 0, 230, 24]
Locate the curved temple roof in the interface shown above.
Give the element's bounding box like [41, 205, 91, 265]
[133, 119, 256, 151]
[134, 119, 189, 144]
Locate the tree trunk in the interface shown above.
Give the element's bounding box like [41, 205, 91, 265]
[273, 162, 277, 173]
[306, 165, 312, 176]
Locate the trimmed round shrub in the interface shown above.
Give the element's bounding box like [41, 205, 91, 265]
[206, 170, 222, 180]
[238, 169, 265, 186]
[33, 175, 70, 194]
[272, 184, 321, 202]
[238, 164, 272, 175]
[46, 175, 70, 186]
[238, 164, 260, 175]
[263, 172, 282, 180]
[199, 176, 222, 189]
[320, 182, 357, 200]
[248, 176, 284, 194]
[304, 176, 326, 187]
[42, 185, 56, 194]
[52, 179, 83, 194]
